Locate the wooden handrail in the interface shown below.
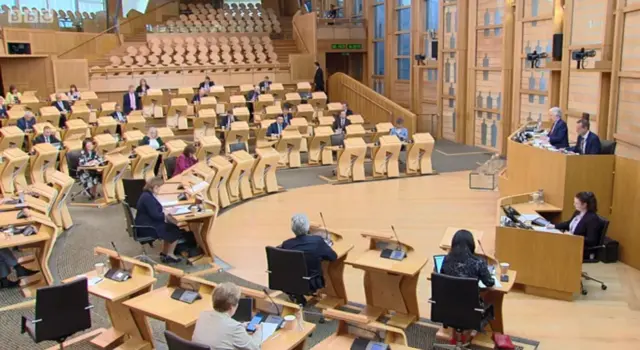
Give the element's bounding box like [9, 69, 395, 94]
[292, 11, 310, 54]
[58, 0, 178, 59]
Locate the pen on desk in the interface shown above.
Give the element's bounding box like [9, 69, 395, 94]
[270, 333, 280, 340]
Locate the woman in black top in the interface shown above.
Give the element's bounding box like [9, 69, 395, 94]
[547, 191, 601, 253]
[136, 78, 150, 97]
[441, 229, 494, 288]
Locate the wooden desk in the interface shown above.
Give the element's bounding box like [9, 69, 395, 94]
[227, 150, 256, 202]
[308, 224, 354, 310]
[0, 210, 58, 297]
[308, 126, 333, 165]
[276, 129, 302, 168]
[63, 247, 156, 349]
[29, 143, 59, 184]
[167, 209, 217, 266]
[345, 233, 428, 329]
[405, 133, 435, 175]
[1, 147, 29, 195]
[313, 309, 417, 350]
[500, 124, 614, 221]
[208, 155, 233, 208]
[371, 135, 402, 178]
[252, 147, 279, 195]
[48, 170, 74, 230]
[0, 125, 25, 149]
[495, 193, 581, 301]
[130, 146, 159, 181]
[335, 138, 367, 182]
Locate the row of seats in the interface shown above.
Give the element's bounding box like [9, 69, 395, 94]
[106, 35, 278, 67]
[179, 2, 264, 12]
[161, 8, 280, 34]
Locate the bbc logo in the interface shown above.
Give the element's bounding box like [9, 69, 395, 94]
[6, 11, 55, 24]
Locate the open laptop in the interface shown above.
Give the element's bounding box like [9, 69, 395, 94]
[433, 254, 446, 273]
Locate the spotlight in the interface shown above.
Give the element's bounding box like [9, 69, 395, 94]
[571, 48, 596, 69]
[415, 54, 426, 66]
[526, 50, 548, 69]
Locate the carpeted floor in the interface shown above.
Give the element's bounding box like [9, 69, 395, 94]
[0, 141, 539, 349]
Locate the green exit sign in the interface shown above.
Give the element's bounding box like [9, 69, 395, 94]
[331, 43, 363, 50]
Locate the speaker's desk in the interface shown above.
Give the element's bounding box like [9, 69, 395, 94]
[309, 224, 354, 310]
[167, 208, 217, 266]
[123, 270, 316, 349]
[499, 125, 614, 221]
[0, 210, 57, 298]
[345, 233, 427, 329]
[495, 193, 582, 301]
[62, 247, 156, 350]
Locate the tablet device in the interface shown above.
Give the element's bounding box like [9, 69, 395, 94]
[233, 298, 253, 322]
[433, 254, 446, 273]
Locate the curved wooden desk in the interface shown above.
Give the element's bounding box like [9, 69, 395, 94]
[495, 193, 583, 301]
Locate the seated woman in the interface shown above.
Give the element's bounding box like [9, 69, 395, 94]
[78, 138, 104, 199]
[173, 145, 197, 177]
[441, 229, 494, 288]
[547, 191, 601, 254]
[192, 282, 262, 349]
[139, 127, 164, 150]
[67, 84, 81, 101]
[135, 177, 186, 264]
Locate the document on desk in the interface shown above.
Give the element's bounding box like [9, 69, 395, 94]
[532, 226, 562, 234]
[479, 275, 502, 289]
[160, 200, 178, 207]
[519, 214, 542, 222]
[167, 205, 191, 215]
[261, 323, 278, 343]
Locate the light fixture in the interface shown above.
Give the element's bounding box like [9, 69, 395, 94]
[526, 50, 548, 69]
[571, 48, 596, 69]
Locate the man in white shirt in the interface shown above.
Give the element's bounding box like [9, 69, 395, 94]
[192, 282, 262, 350]
[123, 85, 140, 115]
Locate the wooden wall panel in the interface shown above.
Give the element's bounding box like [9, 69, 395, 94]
[52, 59, 90, 92]
[615, 78, 640, 144]
[621, 11, 640, 72]
[567, 70, 600, 138]
[609, 156, 640, 270]
[0, 57, 55, 97]
[570, 0, 608, 45]
[523, 0, 554, 18]
[474, 71, 503, 150]
[1, 28, 120, 59]
[391, 82, 411, 107]
[418, 67, 438, 133]
[440, 2, 461, 142]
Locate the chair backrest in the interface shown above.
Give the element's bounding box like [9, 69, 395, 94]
[165, 330, 210, 350]
[430, 273, 484, 331]
[65, 150, 82, 178]
[122, 178, 146, 209]
[600, 140, 617, 155]
[164, 156, 177, 177]
[122, 202, 136, 239]
[34, 277, 92, 343]
[265, 246, 313, 296]
[597, 215, 610, 245]
[330, 133, 344, 147]
[229, 142, 247, 153]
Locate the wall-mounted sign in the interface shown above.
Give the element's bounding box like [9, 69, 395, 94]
[331, 43, 363, 50]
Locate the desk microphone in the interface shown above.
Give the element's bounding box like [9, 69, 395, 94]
[319, 212, 332, 246]
[262, 288, 282, 316]
[104, 241, 132, 282]
[380, 225, 406, 261]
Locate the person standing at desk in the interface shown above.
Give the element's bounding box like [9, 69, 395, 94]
[546, 191, 601, 254]
[173, 145, 198, 177]
[543, 107, 569, 149]
[570, 119, 601, 155]
[123, 85, 141, 115]
[135, 177, 186, 264]
[246, 85, 260, 122]
[193, 282, 262, 350]
[33, 126, 60, 145]
[51, 93, 71, 128]
[78, 138, 104, 199]
[136, 79, 150, 97]
[0, 247, 38, 289]
[17, 108, 37, 132]
[281, 214, 337, 305]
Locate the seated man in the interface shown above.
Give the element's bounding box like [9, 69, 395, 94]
[332, 111, 351, 134]
[221, 110, 236, 130]
[258, 76, 272, 93]
[0, 247, 39, 289]
[342, 102, 353, 116]
[281, 214, 337, 305]
[51, 93, 70, 128]
[282, 104, 293, 125]
[543, 107, 569, 149]
[390, 117, 409, 142]
[570, 119, 601, 155]
[192, 282, 262, 350]
[17, 108, 37, 132]
[33, 126, 60, 145]
[266, 115, 287, 137]
[192, 88, 207, 104]
[199, 76, 215, 92]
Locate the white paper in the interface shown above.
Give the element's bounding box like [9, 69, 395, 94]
[88, 277, 103, 286]
[532, 226, 561, 234]
[479, 275, 502, 289]
[261, 323, 277, 343]
[519, 214, 542, 222]
[190, 181, 209, 194]
[170, 205, 191, 215]
[160, 200, 178, 207]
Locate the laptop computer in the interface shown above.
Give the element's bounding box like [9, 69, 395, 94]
[433, 254, 446, 273]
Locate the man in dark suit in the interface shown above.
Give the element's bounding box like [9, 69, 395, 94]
[258, 76, 272, 93]
[545, 107, 569, 149]
[282, 104, 294, 125]
[245, 86, 260, 121]
[16, 108, 37, 132]
[332, 111, 351, 133]
[281, 214, 337, 305]
[51, 93, 71, 128]
[33, 126, 60, 145]
[266, 115, 287, 137]
[342, 102, 353, 116]
[192, 88, 207, 104]
[199, 76, 214, 92]
[123, 85, 141, 115]
[313, 62, 325, 92]
[221, 110, 235, 130]
[571, 119, 601, 155]
[111, 104, 126, 123]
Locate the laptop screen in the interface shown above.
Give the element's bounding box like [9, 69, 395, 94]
[433, 255, 446, 273]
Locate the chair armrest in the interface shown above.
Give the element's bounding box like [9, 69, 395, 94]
[20, 315, 41, 335]
[302, 273, 321, 280]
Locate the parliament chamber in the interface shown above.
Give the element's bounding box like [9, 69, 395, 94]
[1, 0, 640, 349]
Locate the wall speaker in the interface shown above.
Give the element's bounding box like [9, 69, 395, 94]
[431, 41, 438, 60]
[552, 34, 563, 60]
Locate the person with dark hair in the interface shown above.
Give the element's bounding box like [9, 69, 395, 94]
[33, 126, 60, 145]
[136, 78, 150, 96]
[332, 110, 351, 133]
[51, 93, 71, 128]
[5, 85, 21, 105]
[78, 138, 104, 199]
[547, 191, 601, 250]
[199, 76, 214, 91]
[266, 115, 287, 137]
[282, 104, 293, 125]
[67, 84, 81, 101]
[342, 102, 353, 116]
[313, 61, 325, 92]
[258, 75, 272, 92]
[135, 177, 185, 263]
[570, 119, 601, 155]
[441, 229, 495, 288]
[390, 117, 409, 142]
[173, 144, 197, 176]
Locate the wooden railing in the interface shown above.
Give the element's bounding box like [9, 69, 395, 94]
[291, 10, 316, 56]
[58, 0, 178, 59]
[328, 73, 418, 136]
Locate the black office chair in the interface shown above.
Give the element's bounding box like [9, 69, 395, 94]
[429, 273, 493, 349]
[228, 142, 248, 153]
[600, 140, 617, 155]
[164, 330, 210, 350]
[122, 178, 146, 209]
[122, 202, 157, 264]
[66, 150, 93, 201]
[581, 216, 610, 295]
[164, 156, 177, 179]
[21, 277, 93, 349]
[330, 133, 345, 147]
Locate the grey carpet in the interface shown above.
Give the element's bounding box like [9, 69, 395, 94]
[0, 140, 537, 349]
